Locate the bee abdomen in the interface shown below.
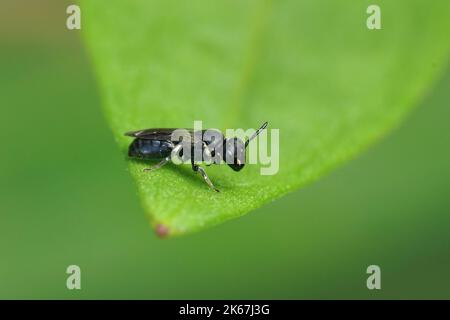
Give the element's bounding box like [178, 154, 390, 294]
[128, 139, 173, 159]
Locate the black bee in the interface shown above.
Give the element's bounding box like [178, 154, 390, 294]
[125, 122, 268, 192]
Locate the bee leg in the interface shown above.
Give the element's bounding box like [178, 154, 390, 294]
[143, 157, 170, 172]
[192, 164, 220, 192]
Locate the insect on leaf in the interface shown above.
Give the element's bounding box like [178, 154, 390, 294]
[82, 0, 450, 236]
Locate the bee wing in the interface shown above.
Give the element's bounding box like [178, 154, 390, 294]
[124, 128, 198, 142]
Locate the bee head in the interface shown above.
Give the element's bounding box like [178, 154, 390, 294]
[225, 122, 268, 172]
[225, 137, 246, 171]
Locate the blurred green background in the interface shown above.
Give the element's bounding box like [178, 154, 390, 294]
[0, 1, 449, 299]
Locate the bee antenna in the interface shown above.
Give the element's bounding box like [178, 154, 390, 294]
[245, 122, 268, 148]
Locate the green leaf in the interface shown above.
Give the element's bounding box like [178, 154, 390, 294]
[82, 0, 450, 236]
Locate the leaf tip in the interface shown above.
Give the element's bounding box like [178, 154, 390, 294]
[154, 223, 170, 238]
